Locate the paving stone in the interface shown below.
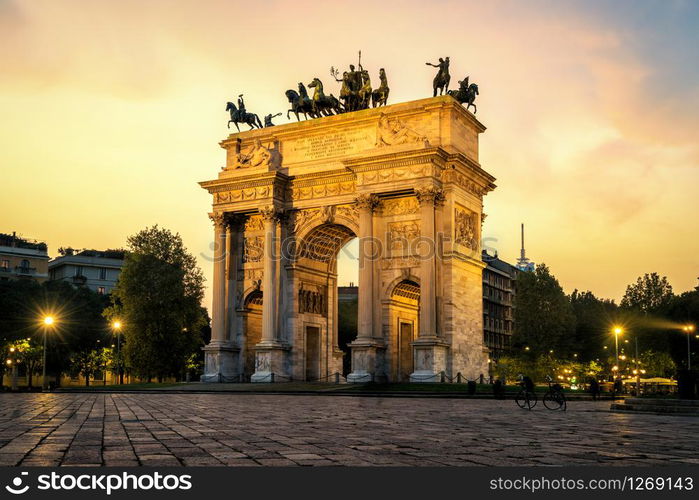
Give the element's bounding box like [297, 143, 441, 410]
[1, 394, 698, 466]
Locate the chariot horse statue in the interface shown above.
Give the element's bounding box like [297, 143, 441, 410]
[371, 68, 389, 107]
[225, 101, 263, 131]
[285, 88, 316, 121]
[308, 78, 343, 116]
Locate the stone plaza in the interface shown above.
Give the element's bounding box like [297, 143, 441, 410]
[1, 393, 697, 466]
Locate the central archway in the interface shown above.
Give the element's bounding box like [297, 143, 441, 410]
[385, 278, 420, 381]
[291, 221, 357, 381]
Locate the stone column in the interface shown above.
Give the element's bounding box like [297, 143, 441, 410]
[202, 212, 239, 382]
[260, 206, 279, 345]
[251, 205, 288, 382]
[411, 188, 448, 382]
[348, 194, 384, 383]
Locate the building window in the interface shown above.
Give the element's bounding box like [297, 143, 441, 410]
[20, 259, 30, 269]
[99, 268, 107, 280]
[75, 266, 83, 277]
[97, 286, 106, 295]
[1, 260, 8, 270]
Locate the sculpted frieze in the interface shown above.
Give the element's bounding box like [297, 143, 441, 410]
[388, 220, 420, 253]
[381, 197, 419, 216]
[454, 206, 479, 251]
[214, 184, 283, 204]
[242, 236, 264, 263]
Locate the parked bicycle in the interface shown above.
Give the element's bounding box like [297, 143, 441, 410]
[515, 374, 537, 410]
[543, 375, 567, 411]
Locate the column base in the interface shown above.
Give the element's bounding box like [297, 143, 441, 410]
[251, 344, 289, 383]
[410, 338, 449, 383]
[202, 342, 240, 383]
[347, 340, 385, 383]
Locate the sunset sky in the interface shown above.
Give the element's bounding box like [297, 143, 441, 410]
[1, 0, 698, 311]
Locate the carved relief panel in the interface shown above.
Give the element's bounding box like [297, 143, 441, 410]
[454, 205, 479, 251]
[387, 220, 420, 254]
[298, 283, 327, 316]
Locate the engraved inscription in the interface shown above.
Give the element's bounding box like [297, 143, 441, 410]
[287, 129, 370, 162]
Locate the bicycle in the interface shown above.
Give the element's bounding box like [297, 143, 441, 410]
[515, 374, 537, 410]
[543, 376, 567, 411]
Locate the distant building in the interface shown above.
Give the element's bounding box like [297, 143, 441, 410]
[49, 249, 125, 295]
[338, 283, 358, 303]
[0, 232, 49, 282]
[482, 250, 518, 359]
[516, 223, 535, 272]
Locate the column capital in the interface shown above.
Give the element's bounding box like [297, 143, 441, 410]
[259, 205, 282, 222]
[355, 194, 381, 212]
[415, 187, 445, 207]
[209, 212, 227, 230]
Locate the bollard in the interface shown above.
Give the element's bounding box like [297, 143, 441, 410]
[440, 371, 446, 383]
[270, 372, 275, 383]
[456, 372, 462, 384]
[334, 372, 340, 384]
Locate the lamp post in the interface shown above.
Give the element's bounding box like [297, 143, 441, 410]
[41, 316, 55, 391]
[112, 321, 122, 384]
[684, 325, 695, 370]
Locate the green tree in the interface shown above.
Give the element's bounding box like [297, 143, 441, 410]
[513, 263, 576, 356]
[570, 290, 618, 361]
[108, 226, 205, 381]
[71, 347, 109, 386]
[5, 339, 43, 389]
[620, 273, 674, 314]
[639, 350, 676, 377]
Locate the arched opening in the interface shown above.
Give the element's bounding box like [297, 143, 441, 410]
[242, 290, 263, 380]
[294, 222, 357, 380]
[387, 279, 420, 382]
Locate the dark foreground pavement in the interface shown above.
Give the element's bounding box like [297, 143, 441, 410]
[0, 393, 697, 467]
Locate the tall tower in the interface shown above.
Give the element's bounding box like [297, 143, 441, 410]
[516, 223, 535, 272]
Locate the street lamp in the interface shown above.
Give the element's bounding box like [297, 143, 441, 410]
[683, 325, 695, 370]
[112, 320, 122, 384]
[41, 315, 56, 391]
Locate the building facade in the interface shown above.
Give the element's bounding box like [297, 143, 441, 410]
[0, 232, 49, 282]
[482, 250, 517, 359]
[200, 95, 497, 383]
[49, 249, 124, 294]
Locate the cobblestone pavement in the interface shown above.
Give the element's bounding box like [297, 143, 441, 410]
[0, 393, 697, 466]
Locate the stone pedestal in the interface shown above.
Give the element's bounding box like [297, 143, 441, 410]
[410, 339, 449, 383]
[250, 343, 288, 383]
[202, 343, 240, 382]
[347, 340, 385, 383]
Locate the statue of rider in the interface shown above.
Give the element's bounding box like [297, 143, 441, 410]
[237, 94, 246, 122]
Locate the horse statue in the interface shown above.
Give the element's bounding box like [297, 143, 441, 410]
[426, 57, 450, 97]
[285, 89, 316, 121]
[225, 102, 263, 131]
[308, 78, 342, 116]
[371, 68, 389, 107]
[447, 76, 479, 113]
[357, 70, 372, 110]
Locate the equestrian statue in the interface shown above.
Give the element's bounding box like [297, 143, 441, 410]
[226, 94, 263, 131]
[447, 76, 479, 114]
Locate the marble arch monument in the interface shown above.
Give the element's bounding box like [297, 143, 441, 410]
[200, 95, 496, 383]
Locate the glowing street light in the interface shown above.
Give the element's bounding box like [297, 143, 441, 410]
[112, 320, 123, 384]
[683, 324, 695, 370]
[41, 315, 57, 391]
[612, 326, 623, 367]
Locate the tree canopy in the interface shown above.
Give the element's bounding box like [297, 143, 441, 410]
[106, 225, 205, 381]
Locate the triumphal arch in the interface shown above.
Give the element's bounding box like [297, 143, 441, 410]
[200, 95, 496, 383]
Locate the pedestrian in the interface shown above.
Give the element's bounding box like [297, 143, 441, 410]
[589, 378, 600, 401]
